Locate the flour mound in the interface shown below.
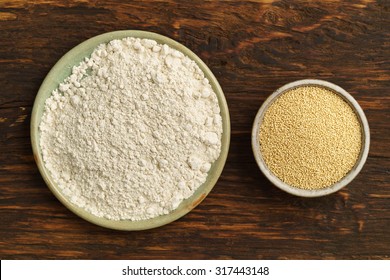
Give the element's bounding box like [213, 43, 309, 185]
[39, 37, 223, 221]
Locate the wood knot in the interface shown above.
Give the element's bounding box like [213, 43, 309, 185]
[262, 10, 279, 24]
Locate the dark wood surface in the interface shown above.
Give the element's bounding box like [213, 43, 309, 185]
[1, 0, 389, 260]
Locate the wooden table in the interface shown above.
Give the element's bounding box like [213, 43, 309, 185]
[1, 0, 389, 259]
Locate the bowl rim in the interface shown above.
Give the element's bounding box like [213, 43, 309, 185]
[251, 79, 370, 197]
[31, 30, 231, 230]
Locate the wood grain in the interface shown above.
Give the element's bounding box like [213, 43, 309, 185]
[0, 0, 389, 259]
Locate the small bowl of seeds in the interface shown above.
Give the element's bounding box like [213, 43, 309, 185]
[252, 79, 370, 197]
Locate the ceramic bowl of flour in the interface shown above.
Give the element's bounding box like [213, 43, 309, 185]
[31, 30, 230, 230]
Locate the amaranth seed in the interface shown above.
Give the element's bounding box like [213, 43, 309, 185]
[259, 86, 362, 190]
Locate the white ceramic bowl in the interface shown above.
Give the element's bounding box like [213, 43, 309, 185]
[252, 79, 370, 197]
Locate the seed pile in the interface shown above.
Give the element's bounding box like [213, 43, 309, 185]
[259, 86, 362, 190]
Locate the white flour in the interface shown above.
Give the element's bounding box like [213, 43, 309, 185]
[39, 37, 222, 221]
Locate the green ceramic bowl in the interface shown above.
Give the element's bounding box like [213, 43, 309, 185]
[31, 30, 230, 230]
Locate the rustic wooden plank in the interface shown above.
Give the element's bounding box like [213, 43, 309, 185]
[0, 0, 389, 259]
